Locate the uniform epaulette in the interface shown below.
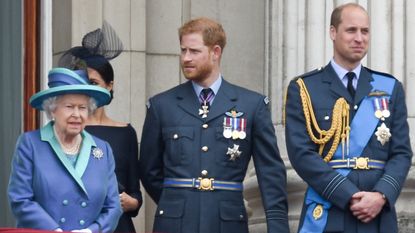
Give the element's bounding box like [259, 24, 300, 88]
[293, 66, 325, 81]
[364, 67, 396, 79]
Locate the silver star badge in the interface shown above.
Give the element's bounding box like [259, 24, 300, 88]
[375, 123, 391, 145]
[92, 148, 104, 159]
[227, 144, 242, 161]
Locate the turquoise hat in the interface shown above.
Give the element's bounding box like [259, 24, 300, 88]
[29, 67, 111, 110]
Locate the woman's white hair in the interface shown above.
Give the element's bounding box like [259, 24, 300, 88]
[42, 95, 97, 120]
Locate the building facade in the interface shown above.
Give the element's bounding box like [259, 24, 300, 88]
[1, 0, 414, 232]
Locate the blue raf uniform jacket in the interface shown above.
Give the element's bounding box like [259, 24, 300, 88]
[285, 64, 412, 233]
[139, 79, 289, 233]
[8, 122, 122, 232]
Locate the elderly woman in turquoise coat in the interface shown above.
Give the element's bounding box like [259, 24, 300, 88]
[8, 67, 122, 232]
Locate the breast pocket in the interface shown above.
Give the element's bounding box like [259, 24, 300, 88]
[219, 201, 248, 233]
[315, 108, 333, 131]
[153, 199, 185, 233]
[367, 121, 391, 160]
[214, 127, 250, 168]
[162, 127, 194, 166]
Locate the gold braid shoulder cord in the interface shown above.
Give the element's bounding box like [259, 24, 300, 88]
[296, 78, 351, 162]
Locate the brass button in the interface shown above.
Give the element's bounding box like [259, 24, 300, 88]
[173, 134, 179, 139]
[201, 170, 208, 176]
[202, 124, 208, 129]
[202, 146, 208, 152]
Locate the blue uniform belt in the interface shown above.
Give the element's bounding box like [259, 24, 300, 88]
[163, 178, 243, 191]
[328, 157, 385, 170]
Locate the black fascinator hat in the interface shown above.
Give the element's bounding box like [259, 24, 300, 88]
[59, 21, 123, 104]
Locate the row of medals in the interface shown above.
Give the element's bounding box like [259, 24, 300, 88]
[198, 100, 247, 140]
[373, 97, 391, 145]
[223, 117, 247, 140]
[373, 97, 390, 119]
[198, 103, 245, 160]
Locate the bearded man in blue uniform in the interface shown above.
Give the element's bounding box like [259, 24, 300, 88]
[139, 17, 289, 233]
[285, 3, 412, 233]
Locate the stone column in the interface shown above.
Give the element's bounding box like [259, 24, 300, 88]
[53, 0, 147, 231]
[401, 0, 415, 230]
[52, 1, 415, 232]
[404, 0, 415, 229]
[244, 1, 415, 232]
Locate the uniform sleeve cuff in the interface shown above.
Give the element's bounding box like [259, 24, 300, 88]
[373, 176, 400, 206]
[265, 215, 290, 233]
[88, 223, 100, 233]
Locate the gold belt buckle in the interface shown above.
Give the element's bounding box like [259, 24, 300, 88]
[198, 177, 214, 191]
[354, 157, 369, 170]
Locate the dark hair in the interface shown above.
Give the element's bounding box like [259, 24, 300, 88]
[84, 55, 115, 103]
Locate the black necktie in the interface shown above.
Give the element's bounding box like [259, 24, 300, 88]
[346, 72, 356, 99]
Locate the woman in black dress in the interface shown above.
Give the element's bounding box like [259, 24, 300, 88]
[60, 21, 142, 233]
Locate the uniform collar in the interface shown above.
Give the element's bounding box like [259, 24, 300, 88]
[324, 63, 373, 105]
[330, 58, 362, 88]
[176, 78, 237, 122]
[191, 74, 222, 104]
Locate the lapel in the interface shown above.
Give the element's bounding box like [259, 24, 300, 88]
[76, 131, 95, 179]
[322, 63, 354, 104]
[321, 63, 373, 105]
[176, 80, 238, 122]
[354, 67, 373, 104]
[176, 81, 204, 120]
[205, 79, 238, 123]
[40, 122, 96, 196]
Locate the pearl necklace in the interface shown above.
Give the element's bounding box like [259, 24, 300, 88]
[53, 126, 82, 155]
[60, 138, 81, 155]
